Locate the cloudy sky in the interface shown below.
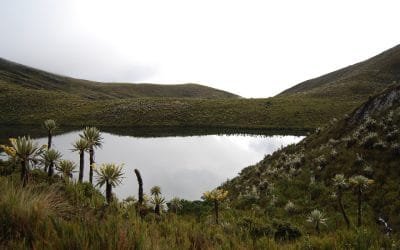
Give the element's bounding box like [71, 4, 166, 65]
[1, 0, 399, 97]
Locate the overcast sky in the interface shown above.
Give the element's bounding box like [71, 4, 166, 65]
[1, 0, 399, 97]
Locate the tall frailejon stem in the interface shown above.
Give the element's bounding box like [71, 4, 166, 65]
[357, 186, 362, 227]
[214, 200, 219, 224]
[89, 146, 94, 184]
[349, 175, 373, 228]
[72, 138, 88, 183]
[134, 169, 143, 205]
[79, 150, 84, 182]
[338, 187, 351, 229]
[43, 119, 56, 150]
[203, 189, 228, 225]
[48, 161, 54, 177]
[43, 119, 56, 172]
[47, 131, 52, 150]
[80, 127, 102, 185]
[106, 180, 112, 204]
[21, 159, 28, 187]
[333, 174, 351, 229]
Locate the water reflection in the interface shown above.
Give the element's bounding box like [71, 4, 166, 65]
[30, 132, 302, 200]
[1, 128, 303, 200]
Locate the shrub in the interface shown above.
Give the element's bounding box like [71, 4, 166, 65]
[238, 217, 272, 241]
[328, 138, 340, 146]
[342, 136, 356, 148]
[354, 153, 364, 166]
[314, 155, 328, 167]
[364, 117, 377, 130]
[386, 130, 399, 142]
[330, 149, 338, 158]
[360, 132, 379, 148]
[391, 143, 400, 155]
[273, 222, 301, 241]
[283, 153, 304, 169]
[0, 178, 71, 245]
[373, 140, 387, 150]
[284, 201, 296, 214]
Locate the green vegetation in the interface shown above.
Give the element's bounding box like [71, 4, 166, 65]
[43, 119, 57, 149]
[221, 84, 400, 248]
[1, 84, 400, 248]
[203, 189, 229, 224]
[42, 148, 62, 177]
[332, 174, 351, 229]
[306, 209, 327, 234]
[4, 43, 400, 130]
[3, 44, 400, 130]
[150, 186, 166, 216]
[71, 138, 89, 183]
[0, 45, 400, 248]
[56, 159, 77, 182]
[0, 57, 239, 99]
[95, 163, 124, 204]
[279, 44, 400, 98]
[134, 168, 144, 210]
[0, 79, 360, 130]
[80, 127, 103, 184]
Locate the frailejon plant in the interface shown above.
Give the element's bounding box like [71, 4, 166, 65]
[71, 138, 89, 183]
[80, 127, 103, 184]
[332, 174, 351, 229]
[56, 160, 77, 182]
[169, 197, 183, 214]
[95, 163, 124, 204]
[7, 137, 44, 187]
[150, 186, 165, 215]
[134, 169, 144, 207]
[151, 195, 165, 216]
[203, 188, 228, 224]
[349, 175, 374, 227]
[284, 200, 296, 215]
[42, 148, 62, 177]
[43, 119, 57, 149]
[306, 209, 327, 234]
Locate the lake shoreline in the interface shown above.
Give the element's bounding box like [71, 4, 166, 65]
[0, 123, 310, 139]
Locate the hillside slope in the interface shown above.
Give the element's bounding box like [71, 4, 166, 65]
[223, 84, 400, 229]
[280, 44, 400, 99]
[2, 44, 400, 130]
[0, 57, 239, 99]
[0, 78, 357, 130]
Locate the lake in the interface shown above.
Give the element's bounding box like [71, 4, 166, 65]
[0, 127, 304, 200]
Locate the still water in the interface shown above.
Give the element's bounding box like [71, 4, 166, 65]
[2, 129, 303, 200]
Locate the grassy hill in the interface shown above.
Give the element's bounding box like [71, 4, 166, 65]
[1, 44, 400, 130]
[0, 78, 358, 130]
[280, 44, 400, 99]
[1, 48, 400, 248]
[0, 85, 398, 249]
[0, 57, 239, 99]
[222, 83, 400, 239]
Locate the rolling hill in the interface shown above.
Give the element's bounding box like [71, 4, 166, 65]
[1, 44, 400, 130]
[0, 57, 239, 99]
[280, 44, 400, 99]
[222, 83, 400, 232]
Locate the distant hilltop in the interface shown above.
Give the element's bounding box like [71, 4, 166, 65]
[279, 44, 400, 99]
[0, 57, 240, 99]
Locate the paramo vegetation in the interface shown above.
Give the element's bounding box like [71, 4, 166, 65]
[1, 84, 400, 249]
